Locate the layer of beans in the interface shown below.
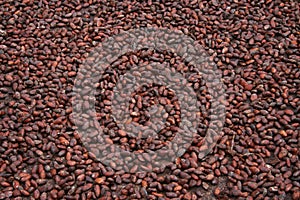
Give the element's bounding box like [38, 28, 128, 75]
[0, 0, 299, 199]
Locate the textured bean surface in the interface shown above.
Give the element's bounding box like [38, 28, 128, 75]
[0, 0, 299, 199]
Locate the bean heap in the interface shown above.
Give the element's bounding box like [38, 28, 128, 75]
[0, 0, 299, 199]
